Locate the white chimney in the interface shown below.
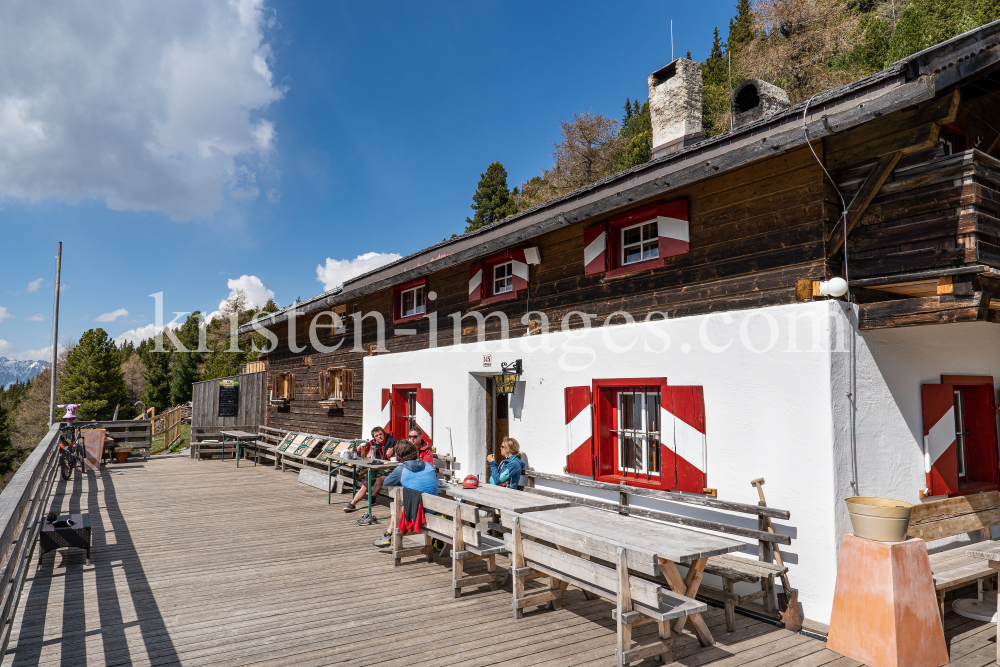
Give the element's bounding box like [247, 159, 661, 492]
[648, 58, 703, 159]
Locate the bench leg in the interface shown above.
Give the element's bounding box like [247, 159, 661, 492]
[723, 579, 736, 632]
[938, 591, 945, 620]
[763, 575, 776, 613]
[453, 549, 464, 599]
[488, 554, 498, 592]
[657, 620, 673, 664]
[512, 518, 525, 620]
[424, 533, 433, 563]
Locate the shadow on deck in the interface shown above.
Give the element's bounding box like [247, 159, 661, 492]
[0, 453, 994, 666]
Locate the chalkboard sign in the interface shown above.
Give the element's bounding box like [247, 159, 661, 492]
[218, 379, 240, 417]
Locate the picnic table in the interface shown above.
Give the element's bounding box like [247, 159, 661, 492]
[326, 455, 400, 516]
[441, 482, 573, 515]
[515, 505, 746, 648]
[965, 541, 1000, 664]
[221, 430, 259, 467]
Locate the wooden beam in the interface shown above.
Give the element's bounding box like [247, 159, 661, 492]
[828, 151, 902, 257]
[858, 293, 983, 330]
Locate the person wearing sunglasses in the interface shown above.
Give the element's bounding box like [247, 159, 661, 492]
[344, 426, 397, 515]
[406, 426, 434, 463]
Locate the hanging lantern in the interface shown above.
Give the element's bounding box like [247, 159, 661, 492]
[494, 359, 522, 395]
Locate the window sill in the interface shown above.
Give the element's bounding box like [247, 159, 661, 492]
[392, 312, 426, 325]
[596, 473, 672, 491]
[606, 258, 664, 279]
[482, 290, 522, 305]
[949, 482, 999, 498]
[319, 399, 344, 407]
[269, 398, 289, 407]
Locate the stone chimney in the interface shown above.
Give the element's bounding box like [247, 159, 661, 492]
[648, 58, 704, 159]
[731, 79, 791, 129]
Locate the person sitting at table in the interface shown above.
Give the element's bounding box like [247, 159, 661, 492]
[487, 437, 524, 489]
[372, 441, 439, 547]
[344, 426, 398, 514]
[406, 426, 434, 463]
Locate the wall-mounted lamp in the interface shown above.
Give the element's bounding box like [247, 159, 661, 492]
[494, 359, 522, 395]
[814, 277, 849, 298]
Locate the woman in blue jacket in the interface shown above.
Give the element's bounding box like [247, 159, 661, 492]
[487, 437, 524, 489]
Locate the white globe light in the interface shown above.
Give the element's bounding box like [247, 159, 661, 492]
[819, 277, 849, 298]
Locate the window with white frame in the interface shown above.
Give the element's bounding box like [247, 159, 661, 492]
[621, 221, 659, 265]
[400, 285, 426, 318]
[617, 389, 660, 476]
[493, 261, 513, 295]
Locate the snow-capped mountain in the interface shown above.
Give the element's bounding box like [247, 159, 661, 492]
[0, 358, 49, 389]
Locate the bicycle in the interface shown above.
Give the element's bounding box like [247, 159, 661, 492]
[56, 404, 85, 480]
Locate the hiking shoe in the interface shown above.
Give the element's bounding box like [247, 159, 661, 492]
[343, 503, 357, 513]
[356, 512, 379, 526]
[373, 533, 392, 548]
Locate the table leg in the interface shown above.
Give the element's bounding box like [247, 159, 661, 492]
[366, 468, 374, 515]
[328, 459, 332, 505]
[236, 438, 241, 467]
[222, 433, 227, 462]
[660, 558, 714, 647]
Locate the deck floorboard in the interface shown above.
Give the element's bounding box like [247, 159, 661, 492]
[1, 453, 993, 666]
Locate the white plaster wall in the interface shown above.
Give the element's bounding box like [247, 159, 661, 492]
[364, 300, 848, 624]
[843, 318, 1000, 551]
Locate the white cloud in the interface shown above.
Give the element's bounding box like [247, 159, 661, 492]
[27, 278, 43, 293]
[114, 322, 182, 346]
[25, 314, 44, 321]
[206, 274, 274, 322]
[0, 0, 284, 220]
[13, 345, 59, 361]
[0, 307, 11, 323]
[0, 339, 10, 353]
[95, 308, 129, 322]
[316, 252, 402, 291]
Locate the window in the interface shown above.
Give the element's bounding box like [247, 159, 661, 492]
[493, 262, 513, 294]
[271, 373, 294, 404]
[939, 124, 968, 156]
[565, 380, 706, 492]
[392, 278, 428, 324]
[621, 222, 659, 266]
[401, 285, 425, 318]
[319, 367, 354, 404]
[922, 376, 999, 497]
[388, 384, 433, 447]
[617, 389, 661, 476]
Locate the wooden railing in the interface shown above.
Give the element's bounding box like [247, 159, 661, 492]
[0, 423, 62, 656]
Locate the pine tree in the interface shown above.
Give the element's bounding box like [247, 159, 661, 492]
[465, 162, 518, 232]
[170, 312, 203, 405]
[58, 328, 128, 420]
[702, 27, 732, 137]
[142, 348, 172, 411]
[728, 0, 755, 52]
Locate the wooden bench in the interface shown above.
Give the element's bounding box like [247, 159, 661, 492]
[390, 489, 505, 597]
[907, 490, 1000, 617]
[501, 510, 706, 667]
[522, 470, 792, 632]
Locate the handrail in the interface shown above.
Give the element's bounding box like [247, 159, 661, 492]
[0, 424, 62, 657]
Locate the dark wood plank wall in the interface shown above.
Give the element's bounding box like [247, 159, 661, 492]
[266, 145, 834, 438]
[191, 371, 268, 430]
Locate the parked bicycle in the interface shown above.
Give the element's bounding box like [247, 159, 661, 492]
[57, 404, 86, 480]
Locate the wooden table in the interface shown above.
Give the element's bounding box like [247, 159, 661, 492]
[966, 541, 1000, 664]
[327, 456, 399, 515]
[222, 430, 258, 467]
[527, 505, 745, 647]
[441, 482, 573, 514]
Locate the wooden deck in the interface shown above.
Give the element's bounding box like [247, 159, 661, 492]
[1, 453, 995, 667]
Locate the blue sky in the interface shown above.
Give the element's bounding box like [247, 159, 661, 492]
[0, 0, 737, 360]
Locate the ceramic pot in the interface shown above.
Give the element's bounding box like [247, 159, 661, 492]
[845, 496, 913, 542]
[114, 450, 130, 463]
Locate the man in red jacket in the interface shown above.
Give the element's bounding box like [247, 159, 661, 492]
[406, 426, 433, 463]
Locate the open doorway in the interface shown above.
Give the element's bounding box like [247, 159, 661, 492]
[484, 378, 510, 478]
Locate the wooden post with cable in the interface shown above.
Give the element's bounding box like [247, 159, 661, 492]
[750, 477, 801, 631]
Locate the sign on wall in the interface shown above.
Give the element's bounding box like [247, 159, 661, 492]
[218, 379, 240, 417]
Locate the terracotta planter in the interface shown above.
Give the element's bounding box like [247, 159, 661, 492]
[845, 496, 913, 542]
[114, 450, 130, 463]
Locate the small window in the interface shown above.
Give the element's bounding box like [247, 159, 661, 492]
[400, 285, 425, 318]
[319, 367, 354, 403]
[617, 389, 661, 476]
[493, 261, 513, 295]
[272, 373, 294, 403]
[621, 221, 659, 266]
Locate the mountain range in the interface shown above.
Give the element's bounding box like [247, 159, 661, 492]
[0, 357, 49, 389]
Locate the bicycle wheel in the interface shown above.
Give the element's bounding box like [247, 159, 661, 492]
[60, 450, 73, 480]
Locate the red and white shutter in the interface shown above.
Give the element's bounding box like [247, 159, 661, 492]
[661, 384, 707, 493]
[564, 386, 594, 476]
[584, 224, 607, 275]
[469, 262, 483, 302]
[657, 199, 690, 259]
[415, 387, 433, 448]
[381, 389, 392, 433]
[511, 249, 530, 292]
[922, 384, 958, 496]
